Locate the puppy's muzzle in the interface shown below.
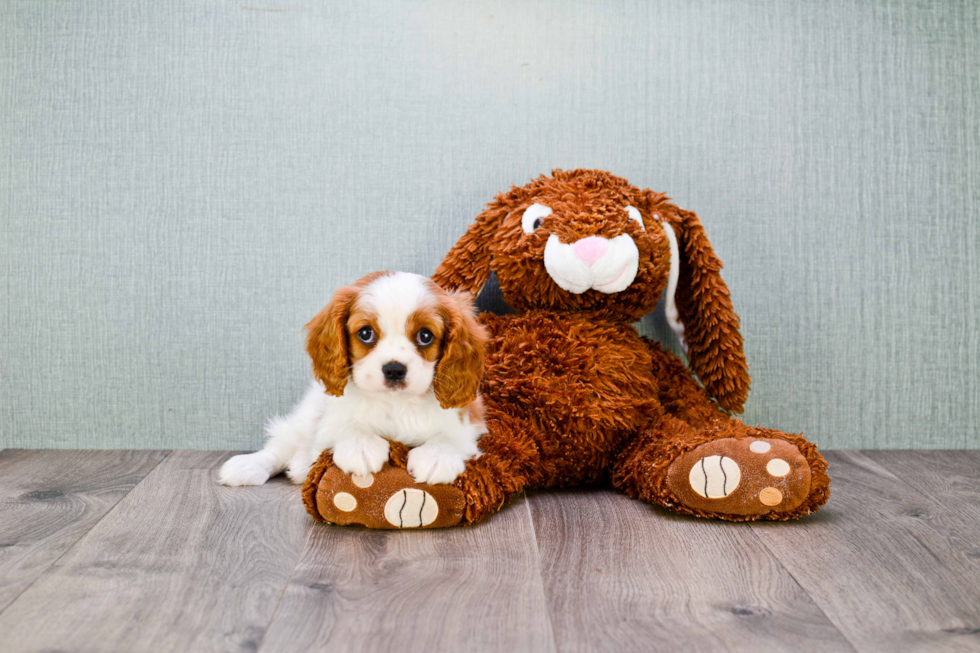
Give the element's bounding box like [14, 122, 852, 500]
[382, 361, 408, 387]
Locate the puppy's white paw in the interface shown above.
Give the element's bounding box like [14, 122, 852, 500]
[219, 453, 272, 486]
[407, 445, 467, 485]
[332, 434, 390, 477]
[286, 450, 320, 485]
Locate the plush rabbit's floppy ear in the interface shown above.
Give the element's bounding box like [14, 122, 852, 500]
[433, 290, 488, 409]
[642, 193, 750, 413]
[432, 192, 519, 294]
[304, 284, 359, 397]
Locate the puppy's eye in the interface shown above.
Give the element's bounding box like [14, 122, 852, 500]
[522, 203, 553, 234]
[416, 328, 434, 347]
[625, 205, 644, 230]
[356, 326, 375, 344]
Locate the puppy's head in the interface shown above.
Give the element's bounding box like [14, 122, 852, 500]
[305, 271, 486, 409]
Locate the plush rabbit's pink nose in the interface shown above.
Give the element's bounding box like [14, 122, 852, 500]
[572, 236, 608, 267]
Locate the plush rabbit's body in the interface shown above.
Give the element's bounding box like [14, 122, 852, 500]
[477, 311, 661, 484]
[303, 170, 830, 528]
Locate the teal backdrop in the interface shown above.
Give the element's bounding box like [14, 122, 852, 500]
[1, 0, 978, 450]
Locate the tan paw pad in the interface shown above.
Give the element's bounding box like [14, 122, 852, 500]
[351, 473, 374, 488]
[333, 492, 357, 512]
[688, 455, 741, 498]
[759, 487, 783, 506]
[384, 489, 439, 528]
[766, 459, 790, 477]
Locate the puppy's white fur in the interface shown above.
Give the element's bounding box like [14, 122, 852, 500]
[219, 272, 485, 487]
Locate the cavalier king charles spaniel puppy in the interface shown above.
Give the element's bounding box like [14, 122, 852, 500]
[219, 271, 487, 487]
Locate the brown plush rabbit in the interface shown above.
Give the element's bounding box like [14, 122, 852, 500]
[303, 169, 829, 527]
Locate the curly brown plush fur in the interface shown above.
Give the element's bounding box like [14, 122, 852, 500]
[305, 169, 829, 526]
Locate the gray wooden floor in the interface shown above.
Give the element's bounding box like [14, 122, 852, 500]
[0, 450, 978, 652]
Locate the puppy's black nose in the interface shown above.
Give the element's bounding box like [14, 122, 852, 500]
[382, 361, 407, 383]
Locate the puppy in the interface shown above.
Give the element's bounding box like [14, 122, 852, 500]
[219, 271, 487, 487]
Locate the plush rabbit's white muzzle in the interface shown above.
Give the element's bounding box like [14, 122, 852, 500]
[543, 233, 640, 294]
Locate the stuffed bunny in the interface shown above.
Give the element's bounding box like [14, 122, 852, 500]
[303, 169, 829, 527]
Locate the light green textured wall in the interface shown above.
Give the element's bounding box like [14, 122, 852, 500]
[1, 0, 978, 450]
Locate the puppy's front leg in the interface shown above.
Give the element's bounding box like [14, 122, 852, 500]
[329, 429, 391, 477]
[315, 409, 390, 477]
[407, 441, 471, 485]
[285, 448, 321, 485]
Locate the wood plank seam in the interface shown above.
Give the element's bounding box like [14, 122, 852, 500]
[749, 450, 980, 651]
[0, 450, 172, 619]
[254, 524, 315, 653]
[747, 451, 866, 652]
[521, 490, 561, 652]
[743, 522, 860, 652]
[529, 486, 857, 652]
[0, 451, 314, 651]
[257, 490, 559, 652]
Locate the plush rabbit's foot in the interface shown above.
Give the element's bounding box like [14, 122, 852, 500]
[302, 449, 465, 529]
[666, 438, 813, 519]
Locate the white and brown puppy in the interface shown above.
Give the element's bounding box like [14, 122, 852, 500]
[219, 271, 488, 487]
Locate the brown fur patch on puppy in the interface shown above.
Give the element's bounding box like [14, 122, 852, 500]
[432, 288, 487, 409]
[405, 307, 444, 363]
[345, 305, 384, 364]
[305, 271, 391, 396]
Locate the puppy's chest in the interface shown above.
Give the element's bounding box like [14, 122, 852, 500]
[358, 400, 449, 445]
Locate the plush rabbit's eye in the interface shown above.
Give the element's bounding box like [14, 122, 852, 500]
[356, 326, 375, 344]
[625, 206, 644, 230]
[522, 203, 553, 234]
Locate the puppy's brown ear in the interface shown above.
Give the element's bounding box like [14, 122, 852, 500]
[304, 285, 358, 397]
[432, 191, 520, 294]
[433, 290, 487, 409]
[643, 193, 750, 413]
